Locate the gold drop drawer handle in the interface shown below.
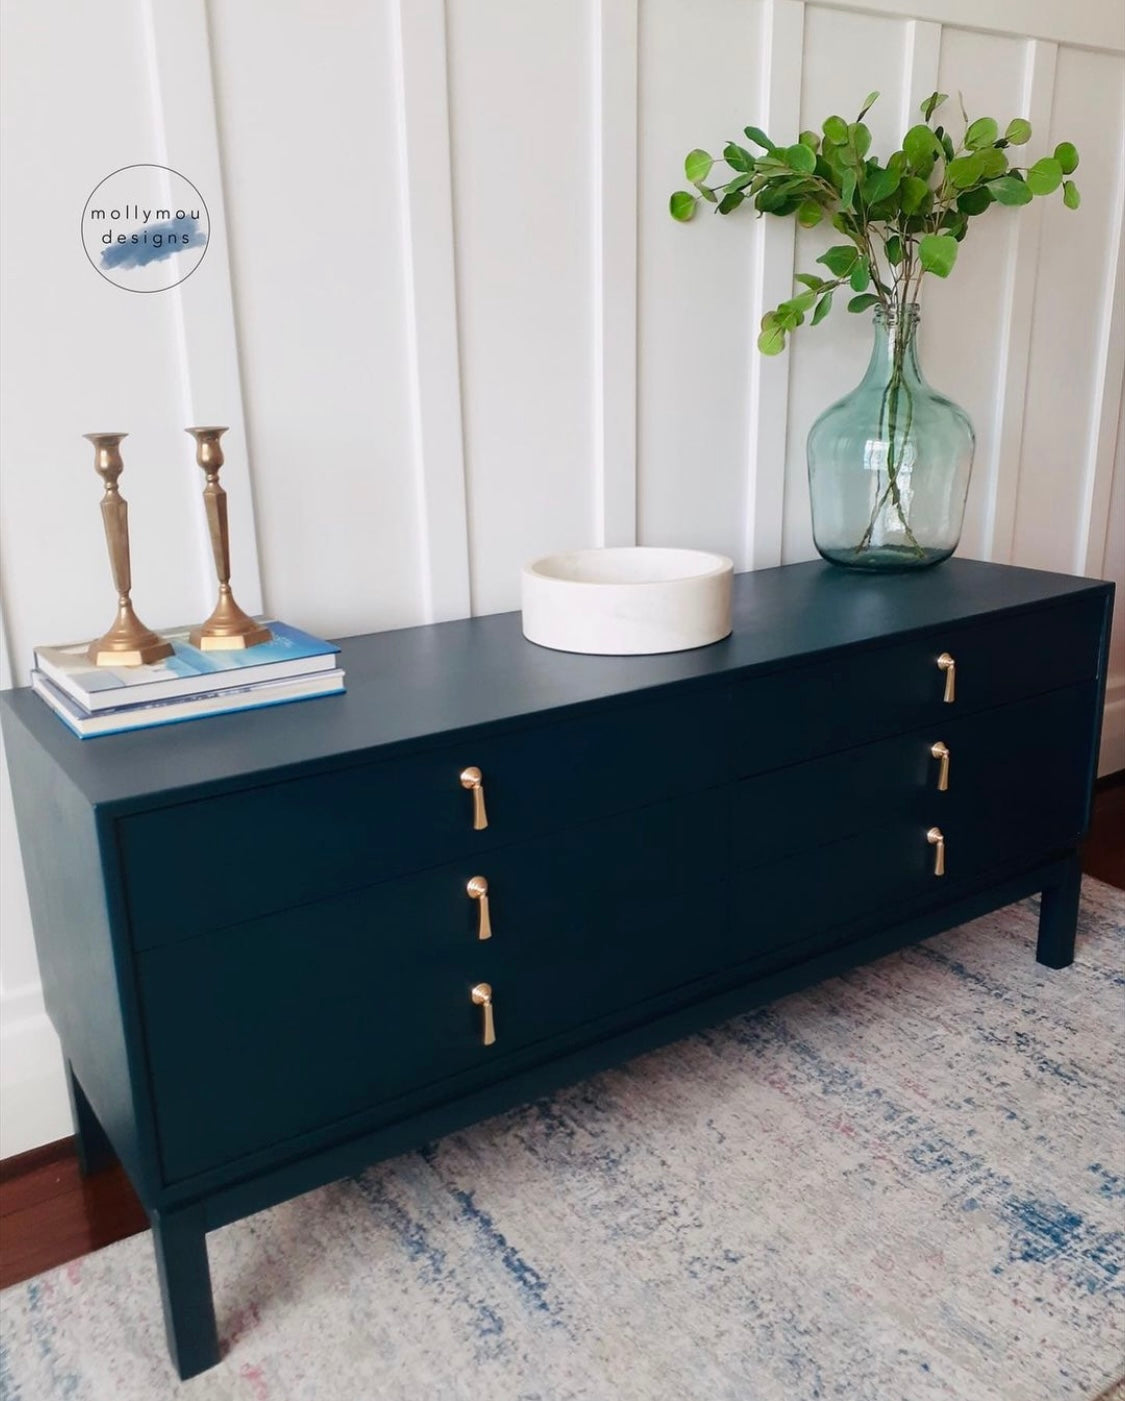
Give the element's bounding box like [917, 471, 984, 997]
[471, 983, 496, 1045]
[930, 741, 950, 792]
[937, 652, 956, 703]
[927, 826, 946, 877]
[467, 876, 492, 940]
[460, 766, 488, 830]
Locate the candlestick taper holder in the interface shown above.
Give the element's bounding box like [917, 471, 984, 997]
[186, 426, 271, 650]
[84, 432, 173, 667]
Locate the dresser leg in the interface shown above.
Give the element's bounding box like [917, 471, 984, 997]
[151, 1204, 220, 1380]
[64, 1060, 116, 1178]
[1036, 855, 1083, 970]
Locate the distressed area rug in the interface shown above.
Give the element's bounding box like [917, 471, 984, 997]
[2, 880, 1123, 1401]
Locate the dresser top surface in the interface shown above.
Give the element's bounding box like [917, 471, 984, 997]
[1, 557, 1110, 811]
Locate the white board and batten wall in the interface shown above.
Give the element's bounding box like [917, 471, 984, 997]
[0, 0, 1122, 1157]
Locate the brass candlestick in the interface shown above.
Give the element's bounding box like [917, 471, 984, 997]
[84, 433, 173, 667]
[186, 426, 271, 650]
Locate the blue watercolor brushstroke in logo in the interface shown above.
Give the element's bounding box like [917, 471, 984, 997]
[100, 217, 206, 271]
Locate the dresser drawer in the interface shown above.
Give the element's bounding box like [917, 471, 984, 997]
[120, 688, 729, 950]
[731, 596, 1103, 776]
[730, 687, 1093, 970]
[731, 682, 1097, 869]
[138, 795, 730, 1180]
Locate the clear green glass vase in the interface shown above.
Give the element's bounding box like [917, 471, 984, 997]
[807, 304, 975, 570]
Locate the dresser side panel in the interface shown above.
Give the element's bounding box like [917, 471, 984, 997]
[1084, 585, 1117, 824]
[1, 709, 157, 1199]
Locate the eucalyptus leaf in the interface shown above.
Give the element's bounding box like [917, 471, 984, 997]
[921, 91, 948, 122]
[684, 150, 712, 184]
[987, 174, 1033, 206]
[899, 175, 930, 215]
[1054, 142, 1079, 174]
[1027, 157, 1063, 196]
[964, 117, 999, 150]
[756, 180, 801, 212]
[812, 291, 834, 325]
[823, 115, 848, 145]
[903, 124, 940, 171]
[941, 209, 968, 241]
[918, 232, 958, 277]
[784, 290, 818, 314]
[862, 164, 901, 204]
[948, 153, 986, 189]
[976, 148, 1008, 179]
[849, 123, 872, 159]
[817, 244, 859, 276]
[758, 318, 787, 355]
[957, 185, 992, 215]
[672, 95, 1080, 358]
[857, 91, 879, 120]
[783, 143, 817, 174]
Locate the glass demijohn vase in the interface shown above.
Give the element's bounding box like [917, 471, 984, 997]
[806, 304, 974, 569]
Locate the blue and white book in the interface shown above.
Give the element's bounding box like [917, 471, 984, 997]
[34, 620, 339, 712]
[31, 667, 345, 739]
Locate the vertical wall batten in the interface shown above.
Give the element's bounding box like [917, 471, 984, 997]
[142, 0, 264, 614]
[392, 0, 472, 621]
[899, 19, 942, 128]
[986, 39, 1056, 563]
[744, 0, 804, 570]
[1076, 175, 1124, 578]
[593, 0, 639, 547]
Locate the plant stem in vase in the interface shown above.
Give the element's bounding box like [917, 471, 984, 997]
[670, 91, 1081, 570]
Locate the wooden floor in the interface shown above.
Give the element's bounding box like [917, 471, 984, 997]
[2, 773, 1123, 1293]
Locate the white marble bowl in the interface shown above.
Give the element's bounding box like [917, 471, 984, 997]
[521, 547, 734, 656]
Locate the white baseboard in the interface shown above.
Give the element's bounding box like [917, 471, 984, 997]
[1099, 673, 1125, 777]
[0, 1005, 70, 1160]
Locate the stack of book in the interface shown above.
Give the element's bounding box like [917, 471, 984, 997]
[31, 621, 344, 738]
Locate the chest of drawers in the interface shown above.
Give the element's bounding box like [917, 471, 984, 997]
[1, 558, 1113, 1379]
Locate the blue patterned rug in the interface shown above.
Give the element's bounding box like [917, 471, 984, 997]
[2, 879, 1122, 1400]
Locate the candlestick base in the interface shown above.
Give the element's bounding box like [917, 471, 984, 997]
[189, 587, 271, 651]
[88, 601, 174, 667]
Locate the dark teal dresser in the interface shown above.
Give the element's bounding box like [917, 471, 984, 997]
[0, 559, 1113, 1379]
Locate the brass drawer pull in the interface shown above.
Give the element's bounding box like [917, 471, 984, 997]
[930, 741, 950, 791]
[460, 766, 488, 830]
[937, 652, 956, 703]
[471, 982, 496, 1045]
[467, 876, 492, 940]
[927, 826, 946, 876]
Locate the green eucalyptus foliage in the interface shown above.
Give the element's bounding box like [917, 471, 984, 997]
[669, 91, 1081, 355]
